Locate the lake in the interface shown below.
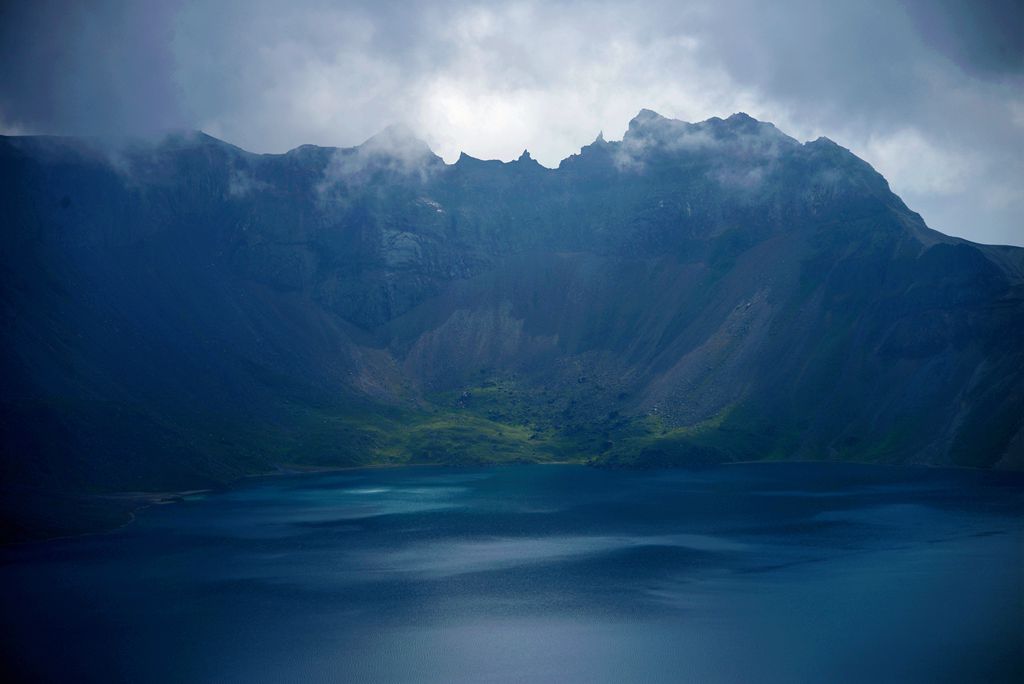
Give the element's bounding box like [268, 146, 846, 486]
[2, 463, 1022, 683]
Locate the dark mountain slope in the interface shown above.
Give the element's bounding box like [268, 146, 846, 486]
[1, 111, 1022, 539]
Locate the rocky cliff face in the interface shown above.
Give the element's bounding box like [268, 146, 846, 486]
[2, 110, 1022, 535]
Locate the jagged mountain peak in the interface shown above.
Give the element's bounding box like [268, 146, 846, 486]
[621, 108, 797, 151]
[513, 149, 546, 169]
[360, 122, 419, 144]
[357, 123, 437, 160]
[726, 111, 756, 123]
[630, 108, 669, 124]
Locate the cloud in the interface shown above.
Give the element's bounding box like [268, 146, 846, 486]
[0, 0, 1021, 245]
[227, 167, 269, 199]
[863, 129, 981, 196]
[610, 111, 797, 179]
[316, 124, 443, 198]
[0, 108, 30, 136]
[0, 0, 187, 137]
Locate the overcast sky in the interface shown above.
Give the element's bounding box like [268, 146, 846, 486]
[1, 0, 1021, 245]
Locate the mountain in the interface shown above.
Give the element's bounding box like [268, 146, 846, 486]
[2, 111, 1022, 540]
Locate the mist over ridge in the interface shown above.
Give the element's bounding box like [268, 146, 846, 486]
[6, 0, 1020, 246]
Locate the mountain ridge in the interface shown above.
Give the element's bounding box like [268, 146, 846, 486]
[1, 110, 1022, 541]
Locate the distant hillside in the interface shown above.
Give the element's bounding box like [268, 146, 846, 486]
[2, 110, 1022, 540]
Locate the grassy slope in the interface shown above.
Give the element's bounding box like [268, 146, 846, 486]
[276, 378, 770, 473]
[277, 385, 589, 470]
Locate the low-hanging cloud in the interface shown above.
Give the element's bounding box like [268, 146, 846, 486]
[0, 0, 1021, 245]
[612, 111, 800, 172]
[227, 166, 270, 199]
[316, 123, 443, 199]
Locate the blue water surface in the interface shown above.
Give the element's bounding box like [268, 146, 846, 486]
[2, 463, 1022, 683]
